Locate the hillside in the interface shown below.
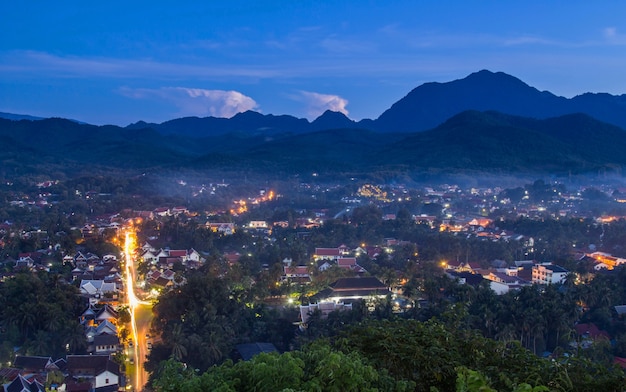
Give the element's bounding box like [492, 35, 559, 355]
[3, 109, 626, 179]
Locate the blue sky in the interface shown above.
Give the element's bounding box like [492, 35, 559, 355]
[2, 1, 626, 125]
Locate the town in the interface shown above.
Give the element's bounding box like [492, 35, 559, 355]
[2, 175, 626, 391]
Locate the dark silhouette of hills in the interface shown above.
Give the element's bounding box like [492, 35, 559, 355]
[310, 110, 358, 131]
[374, 70, 626, 132]
[3, 109, 626, 177]
[7, 70, 626, 137]
[4, 70, 626, 177]
[0, 112, 44, 121]
[119, 70, 626, 136]
[126, 111, 312, 137]
[377, 111, 626, 173]
[6, 70, 626, 137]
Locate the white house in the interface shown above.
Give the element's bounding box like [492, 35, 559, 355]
[65, 355, 120, 391]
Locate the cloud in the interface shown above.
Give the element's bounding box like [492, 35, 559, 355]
[0, 50, 279, 80]
[502, 35, 556, 46]
[605, 27, 617, 38]
[603, 27, 626, 45]
[119, 87, 258, 118]
[293, 91, 349, 119]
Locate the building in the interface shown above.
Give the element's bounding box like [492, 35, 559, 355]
[312, 277, 389, 303]
[532, 263, 568, 285]
[65, 355, 121, 391]
[299, 302, 353, 324]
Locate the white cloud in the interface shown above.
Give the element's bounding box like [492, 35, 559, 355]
[293, 91, 349, 119]
[119, 87, 258, 118]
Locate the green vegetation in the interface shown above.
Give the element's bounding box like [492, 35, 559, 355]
[150, 318, 626, 392]
[4, 110, 626, 179]
[0, 272, 86, 361]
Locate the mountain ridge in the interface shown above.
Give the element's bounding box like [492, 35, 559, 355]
[2, 110, 626, 178]
[5, 70, 626, 135]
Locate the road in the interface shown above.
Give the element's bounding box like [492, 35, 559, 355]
[124, 229, 153, 392]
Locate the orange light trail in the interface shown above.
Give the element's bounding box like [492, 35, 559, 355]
[124, 229, 149, 391]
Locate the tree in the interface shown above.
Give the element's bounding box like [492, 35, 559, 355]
[151, 342, 414, 392]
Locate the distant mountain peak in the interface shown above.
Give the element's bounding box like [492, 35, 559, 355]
[311, 110, 356, 131]
[231, 110, 265, 120]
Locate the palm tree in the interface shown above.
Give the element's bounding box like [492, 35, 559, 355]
[170, 324, 187, 361]
[29, 330, 49, 355]
[64, 322, 87, 354]
[18, 305, 38, 339]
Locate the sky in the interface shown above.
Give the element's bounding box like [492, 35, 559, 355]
[2, 1, 626, 126]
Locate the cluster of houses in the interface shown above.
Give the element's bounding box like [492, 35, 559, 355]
[443, 259, 569, 294]
[139, 244, 205, 289]
[282, 246, 375, 284]
[2, 354, 122, 392]
[0, 252, 127, 391]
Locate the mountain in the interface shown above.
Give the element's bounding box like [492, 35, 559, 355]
[123, 70, 626, 136]
[378, 110, 626, 173]
[127, 111, 311, 137]
[7, 70, 626, 137]
[373, 70, 626, 132]
[0, 112, 44, 121]
[3, 110, 626, 177]
[310, 110, 358, 131]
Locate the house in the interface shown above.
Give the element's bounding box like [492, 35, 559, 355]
[187, 248, 202, 262]
[92, 334, 120, 355]
[95, 305, 118, 323]
[483, 272, 529, 294]
[65, 355, 120, 391]
[223, 252, 241, 266]
[170, 206, 188, 216]
[153, 207, 170, 217]
[312, 277, 389, 302]
[532, 263, 568, 285]
[336, 257, 367, 274]
[317, 259, 333, 271]
[445, 271, 486, 288]
[79, 280, 117, 297]
[299, 302, 352, 324]
[615, 305, 626, 317]
[313, 248, 341, 262]
[248, 221, 268, 229]
[141, 250, 158, 264]
[12, 356, 55, 373]
[79, 306, 97, 325]
[152, 276, 174, 289]
[2, 374, 45, 392]
[283, 265, 311, 283]
[443, 261, 482, 274]
[95, 320, 117, 336]
[207, 222, 235, 235]
[168, 250, 187, 259]
[14, 257, 34, 270]
[573, 323, 610, 348]
[141, 242, 157, 253]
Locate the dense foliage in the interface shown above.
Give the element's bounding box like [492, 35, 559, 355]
[151, 318, 626, 392]
[145, 263, 298, 377]
[0, 272, 86, 361]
